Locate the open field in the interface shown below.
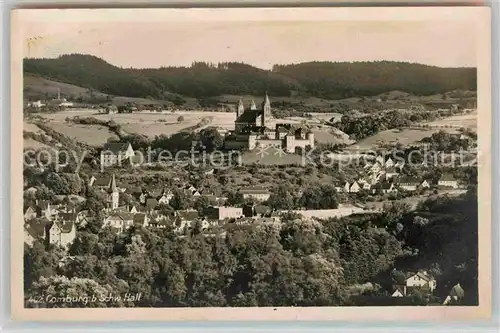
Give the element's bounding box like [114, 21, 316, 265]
[423, 110, 477, 130]
[347, 128, 451, 150]
[348, 111, 477, 150]
[45, 123, 119, 146]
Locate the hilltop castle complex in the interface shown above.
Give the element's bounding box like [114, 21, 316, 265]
[224, 93, 314, 152]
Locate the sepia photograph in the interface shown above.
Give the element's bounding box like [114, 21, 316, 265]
[11, 7, 491, 321]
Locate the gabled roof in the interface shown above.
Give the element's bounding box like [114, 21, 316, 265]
[25, 219, 50, 238]
[235, 109, 260, 123]
[58, 212, 77, 222]
[24, 206, 37, 215]
[399, 176, 420, 185]
[176, 210, 199, 221]
[102, 142, 131, 154]
[116, 212, 134, 221]
[52, 221, 74, 233]
[408, 271, 435, 282]
[449, 283, 465, 298]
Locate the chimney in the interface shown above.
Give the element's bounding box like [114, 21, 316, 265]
[57, 88, 60, 100]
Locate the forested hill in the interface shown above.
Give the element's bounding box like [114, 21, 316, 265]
[23, 54, 476, 100]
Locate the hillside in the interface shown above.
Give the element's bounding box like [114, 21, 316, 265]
[24, 54, 476, 102]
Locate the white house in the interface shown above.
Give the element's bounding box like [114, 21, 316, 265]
[28, 100, 45, 108]
[438, 173, 458, 189]
[100, 142, 135, 168]
[405, 271, 436, 292]
[239, 187, 271, 201]
[420, 180, 430, 189]
[47, 221, 76, 248]
[349, 181, 361, 193]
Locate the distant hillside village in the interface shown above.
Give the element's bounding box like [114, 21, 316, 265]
[23, 67, 478, 306]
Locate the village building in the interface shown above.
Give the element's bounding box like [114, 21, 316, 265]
[100, 142, 135, 168]
[46, 221, 76, 248]
[102, 212, 135, 232]
[24, 206, 37, 221]
[27, 100, 45, 108]
[335, 181, 350, 193]
[398, 176, 421, 192]
[384, 167, 399, 180]
[157, 190, 174, 204]
[239, 187, 271, 201]
[405, 271, 437, 292]
[443, 283, 465, 305]
[24, 219, 50, 247]
[438, 173, 459, 189]
[349, 181, 361, 193]
[203, 206, 244, 221]
[224, 93, 314, 153]
[243, 204, 271, 217]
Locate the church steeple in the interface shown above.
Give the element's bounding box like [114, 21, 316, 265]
[108, 173, 119, 210]
[108, 173, 117, 193]
[237, 98, 244, 117]
[250, 100, 257, 110]
[263, 91, 270, 107]
[261, 91, 272, 127]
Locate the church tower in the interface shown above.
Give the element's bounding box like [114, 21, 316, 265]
[108, 173, 119, 210]
[261, 92, 271, 127]
[236, 98, 244, 117]
[250, 100, 257, 110]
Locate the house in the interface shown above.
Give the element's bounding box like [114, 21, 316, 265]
[75, 210, 90, 227]
[157, 190, 174, 204]
[89, 175, 113, 190]
[24, 206, 37, 221]
[239, 187, 271, 201]
[438, 173, 458, 189]
[24, 219, 50, 247]
[174, 210, 200, 232]
[335, 181, 350, 193]
[147, 214, 172, 229]
[398, 176, 421, 192]
[100, 142, 135, 168]
[102, 213, 135, 232]
[349, 181, 361, 193]
[369, 162, 382, 174]
[385, 157, 395, 168]
[395, 160, 405, 170]
[203, 206, 243, 221]
[27, 100, 45, 108]
[405, 271, 436, 292]
[385, 167, 399, 180]
[46, 221, 76, 248]
[420, 179, 430, 189]
[443, 283, 465, 305]
[391, 286, 406, 297]
[244, 204, 272, 217]
[36, 200, 58, 220]
[380, 182, 397, 194]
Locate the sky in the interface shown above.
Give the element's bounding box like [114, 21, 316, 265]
[19, 8, 478, 69]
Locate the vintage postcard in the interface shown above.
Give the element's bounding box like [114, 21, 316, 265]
[11, 7, 491, 321]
